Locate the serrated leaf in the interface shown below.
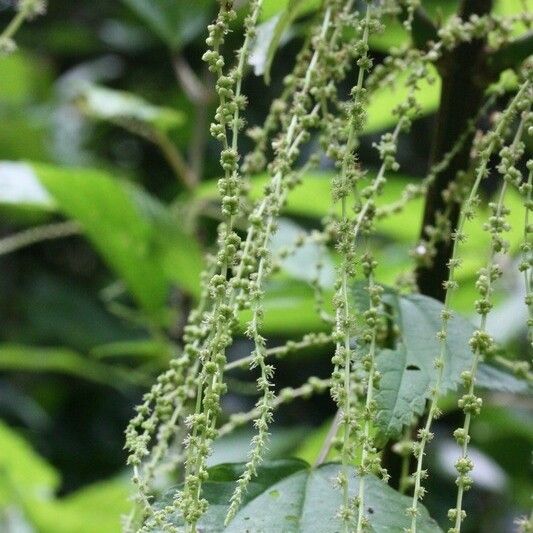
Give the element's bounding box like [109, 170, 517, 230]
[78, 85, 184, 133]
[373, 291, 530, 440]
[159, 460, 441, 532]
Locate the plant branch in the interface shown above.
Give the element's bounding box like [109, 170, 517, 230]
[0, 221, 80, 255]
[151, 129, 197, 190]
[487, 31, 533, 77]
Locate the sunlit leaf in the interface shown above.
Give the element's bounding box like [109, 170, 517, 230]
[31, 479, 131, 533]
[0, 421, 59, 507]
[0, 162, 203, 319]
[77, 85, 185, 133]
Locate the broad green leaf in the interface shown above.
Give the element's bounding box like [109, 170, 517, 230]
[31, 479, 131, 533]
[160, 460, 441, 532]
[35, 164, 171, 320]
[0, 162, 203, 318]
[0, 421, 59, 507]
[120, 0, 210, 50]
[0, 51, 52, 106]
[0, 344, 143, 388]
[373, 291, 530, 439]
[0, 162, 203, 305]
[262, 0, 306, 84]
[77, 85, 185, 133]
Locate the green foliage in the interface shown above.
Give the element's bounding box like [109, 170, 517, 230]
[373, 291, 529, 440]
[77, 85, 185, 133]
[0, 0, 531, 531]
[120, 0, 211, 51]
[161, 460, 440, 532]
[0, 422, 129, 532]
[0, 344, 144, 388]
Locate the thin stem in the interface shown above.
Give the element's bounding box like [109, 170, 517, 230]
[452, 105, 529, 533]
[152, 130, 197, 190]
[224, 333, 332, 371]
[407, 81, 530, 532]
[0, 221, 80, 255]
[315, 409, 342, 466]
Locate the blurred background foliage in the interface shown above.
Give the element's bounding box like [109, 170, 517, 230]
[0, 0, 531, 531]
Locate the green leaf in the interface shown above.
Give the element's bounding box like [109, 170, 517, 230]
[90, 339, 171, 360]
[36, 164, 171, 320]
[0, 162, 203, 319]
[120, 0, 210, 50]
[77, 85, 185, 133]
[0, 421, 59, 507]
[0, 344, 143, 388]
[373, 291, 530, 440]
[160, 460, 441, 532]
[31, 479, 131, 533]
[260, 0, 319, 21]
[366, 64, 440, 133]
[258, 0, 306, 84]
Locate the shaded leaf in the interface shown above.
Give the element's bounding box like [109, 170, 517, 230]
[0, 344, 142, 389]
[374, 292, 530, 439]
[160, 460, 441, 532]
[120, 0, 210, 50]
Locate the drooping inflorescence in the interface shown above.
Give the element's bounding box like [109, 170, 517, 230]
[122, 2, 533, 531]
